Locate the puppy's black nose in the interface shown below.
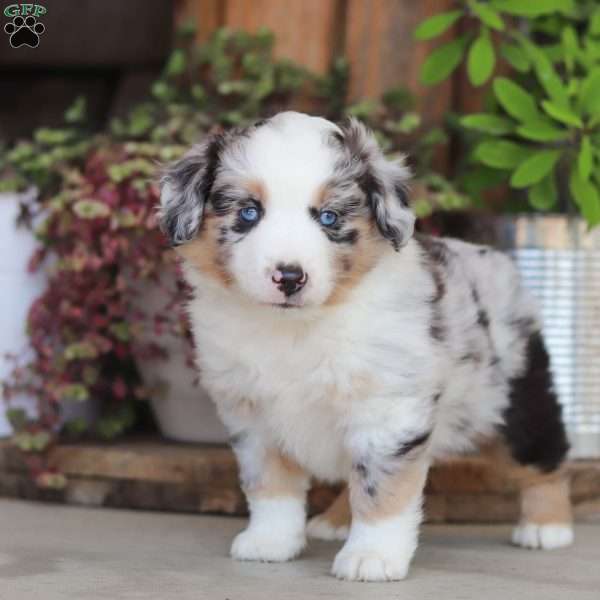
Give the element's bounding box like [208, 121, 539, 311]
[272, 264, 307, 296]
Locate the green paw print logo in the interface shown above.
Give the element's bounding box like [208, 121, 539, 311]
[3, 3, 47, 48]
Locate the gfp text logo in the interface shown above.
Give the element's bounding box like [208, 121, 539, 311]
[4, 4, 47, 48]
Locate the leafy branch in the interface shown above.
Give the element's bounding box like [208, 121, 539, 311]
[416, 0, 600, 226]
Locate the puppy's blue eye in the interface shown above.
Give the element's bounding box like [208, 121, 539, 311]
[240, 206, 260, 223]
[319, 210, 338, 227]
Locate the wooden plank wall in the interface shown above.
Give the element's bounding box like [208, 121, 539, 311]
[174, 0, 465, 130]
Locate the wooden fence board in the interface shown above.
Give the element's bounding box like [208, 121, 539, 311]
[344, 0, 457, 127]
[174, 0, 483, 131]
[175, 0, 224, 43]
[223, 0, 343, 74]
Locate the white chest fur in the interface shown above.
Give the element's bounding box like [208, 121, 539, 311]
[190, 294, 370, 480]
[183, 251, 437, 482]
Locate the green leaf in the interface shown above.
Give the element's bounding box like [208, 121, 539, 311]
[567, 78, 580, 98]
[12, 432, 33, 452]
[516, 119, 568, 142]
[64, 97, 87, 124]
[490, 0, 575, 16]
[414, 10, 463, 40]
[65, 417, 88, 436]
[541, 100, 583, 127]
[110, 322, 131, 342]
[528, 174, 558, 211]
[570, 169, 600, 227]
[73, 199, 111, 219]
[578, 136, 593, 181]
[561, 26, 578, 72]
[176, 18, 197, 38]
[460, 165, 508, 196]
[217, 80, 251, 95]
[474, 140, 532, 169]
[13, 431, 51, 452]
[420, 35, 470, 85]
[467, 30, 496, 86]
[151, 81, 175, 102]
[500, 43, 530, 72]
[36, 472, 68, 490]
[493, 78, 539, 122]
[31, 432, 51, 452]
[191, 84, 206, 104]
[584, 40, 600, 66]
[510, 150, 561, 188]
[64, 342, 98, 361]
[580, 69, 600, 117]
[519, 38, 569, 107]
[221, 110, 244, 126]
[6, 141, 35, 163]
[391, 112, 421, 134]
[346, 99, 379, 119]
[165, 49, 186, 77]
[460, 113, 514, 135]
[590, 8, 600, 36]
[58, 383, 90, 403]
[542, 43, 564, 63]
[6, 408, 27, 431]
[469, 1, 504, 30]
[381, 86, 414, 111]
[34, 128, 75, 146]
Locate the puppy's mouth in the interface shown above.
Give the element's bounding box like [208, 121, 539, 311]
[270, 301, 303, 309]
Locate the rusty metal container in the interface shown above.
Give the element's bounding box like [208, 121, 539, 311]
[492, 216, 600, 458]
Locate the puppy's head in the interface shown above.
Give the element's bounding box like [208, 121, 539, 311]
[159, 112, 414, 308]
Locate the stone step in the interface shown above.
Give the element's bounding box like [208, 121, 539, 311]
[1, 438, 599, 523]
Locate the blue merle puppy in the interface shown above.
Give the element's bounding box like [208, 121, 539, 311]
[158, 112, 572, 582]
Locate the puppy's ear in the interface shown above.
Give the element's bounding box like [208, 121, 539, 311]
[337, 118, 415, 250]
[159, 134, 223, 247]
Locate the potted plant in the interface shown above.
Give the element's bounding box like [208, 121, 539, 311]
[417, 0, 600, 457]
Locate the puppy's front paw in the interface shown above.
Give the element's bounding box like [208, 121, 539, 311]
[307, 514, 349, 541]
[230, 528, 306, 562]
[332, 546, 410, 582]
[511, 522, 574, 550]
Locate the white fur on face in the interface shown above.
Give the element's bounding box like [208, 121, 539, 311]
[221, 113, 343, 307]
[228, 204, 337, 307]
[160, 112, 413, 308]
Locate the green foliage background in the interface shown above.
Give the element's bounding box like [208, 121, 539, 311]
[417, 0, 600, 227]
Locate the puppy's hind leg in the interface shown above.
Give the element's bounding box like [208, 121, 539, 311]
[497, 330, 573, 550]
[512, 471, 573, 550]
[307, 487, 351, 541]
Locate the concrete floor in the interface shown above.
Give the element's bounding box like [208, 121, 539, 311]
[0, 499, 598, 600]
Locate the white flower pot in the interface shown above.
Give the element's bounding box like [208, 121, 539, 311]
[137, 275, 228, 444]
[144, 346, 229, 445]
[0, 192, 46, 438]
